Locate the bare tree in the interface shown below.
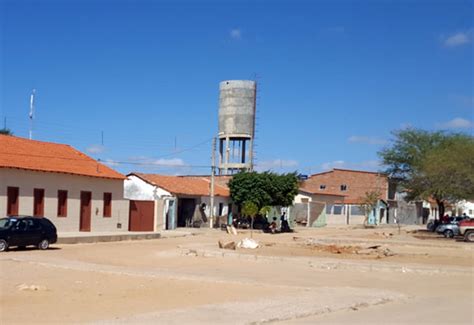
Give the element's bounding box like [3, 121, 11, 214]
[359, 190, 381, 227]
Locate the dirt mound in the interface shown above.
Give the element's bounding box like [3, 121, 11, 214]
[303, 241, 396, 258]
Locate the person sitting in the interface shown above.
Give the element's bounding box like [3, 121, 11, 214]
[441, 214, 450, 224]
[269, 217, 278, 234]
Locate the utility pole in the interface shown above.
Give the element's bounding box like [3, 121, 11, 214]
[29, 89, 36, 140]
[210, 137, 216, 229]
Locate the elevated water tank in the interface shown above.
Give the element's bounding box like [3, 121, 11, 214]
[218, 80, 256, 137]
[217, 80, 256, 174]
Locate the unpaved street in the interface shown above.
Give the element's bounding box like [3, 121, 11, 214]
[1, 226, 473, 324]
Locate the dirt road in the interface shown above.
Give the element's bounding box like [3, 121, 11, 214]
[1, 226, 472, 324]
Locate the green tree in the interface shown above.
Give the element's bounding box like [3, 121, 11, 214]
[0, 128, 13, 135]
[242, 201, 259, 237]
[379, 128, 474, 217]
[228, 171, 299, 209]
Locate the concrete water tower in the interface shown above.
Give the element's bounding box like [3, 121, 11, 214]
[218, 80, 256, 175]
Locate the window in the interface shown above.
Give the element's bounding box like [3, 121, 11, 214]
[351, 205, 364, 215]
[320, 184, 326, 190]
[340, 184, 347, 191]
[103, 192, 112, 217]
[33, 188, 45, 217]
[326, 204, 333, 214]
[333, 205, 343, 214]
[57, 190, 68, 217]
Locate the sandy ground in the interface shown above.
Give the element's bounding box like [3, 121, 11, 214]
[0, 225, 473, 324]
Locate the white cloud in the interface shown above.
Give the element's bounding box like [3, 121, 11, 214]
[320, 160, 346, 170]
[255, 159, 298, 172]
[442, 31, 471, 47]
[86, 144, 105, 154]
[151, 158, 186, 167]
[127, 156, 187, 167]
[319, 160, 381, 172]
[348, 136, 388, 145]
[437, 117, 474, 129]
[230, 28, 241, 40]
[103, 159, 120, 167]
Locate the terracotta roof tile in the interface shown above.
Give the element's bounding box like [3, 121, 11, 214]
[131, 173, 230, 197]
[0, 135, 125, 180]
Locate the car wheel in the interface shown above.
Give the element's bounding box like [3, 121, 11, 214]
[38, 239, 49, 250]
[444, 230, 454, 238]
[464, 230, 474, 243]
[0, 239, 8, 252]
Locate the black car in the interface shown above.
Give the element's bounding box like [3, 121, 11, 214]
[0, 216, 57, 252]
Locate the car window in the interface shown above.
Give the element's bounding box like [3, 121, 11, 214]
[0, 218, 15, 229]
[27, 219, 42, 231]
[15, 220, 28, 231]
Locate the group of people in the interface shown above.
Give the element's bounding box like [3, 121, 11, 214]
[440, 213, 470, 224]
[268, 212, 292, 234]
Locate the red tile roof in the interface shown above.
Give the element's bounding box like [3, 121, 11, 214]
[130, 173, 230, 197]
[0, 135, 125, 180]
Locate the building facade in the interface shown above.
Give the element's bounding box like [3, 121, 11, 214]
[300, 168, 389, 225]
[125, 173, 231, 229]
[0, 135, 129, 232]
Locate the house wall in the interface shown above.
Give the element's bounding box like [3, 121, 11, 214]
[200, 196, 230, 218]
[0, 168, 129, 232]
[455, 200, 474, 216]
[294, 191, 352, 226]
[124, 175, 172, 230]
[306, 170, 389, 202]
[124, 175, 230, 229]
[294, 193, 311, 203]
[124, 176, 171, 200]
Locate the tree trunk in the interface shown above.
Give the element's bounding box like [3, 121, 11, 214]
[437, 199, 445, 219]
[250, 217, 254, 238]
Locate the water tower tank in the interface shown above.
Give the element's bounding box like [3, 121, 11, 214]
[217, 80, 256, 174]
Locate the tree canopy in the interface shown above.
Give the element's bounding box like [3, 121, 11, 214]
[228, 171, 299, 209]
[379, 128, 474, 216]
[0, 128, 13, 135]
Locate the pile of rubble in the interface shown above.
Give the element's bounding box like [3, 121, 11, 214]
[303, 238, 396, 258]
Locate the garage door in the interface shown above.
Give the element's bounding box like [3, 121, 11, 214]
[129, 200, 155, 231]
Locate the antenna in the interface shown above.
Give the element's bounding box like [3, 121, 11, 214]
[29, 89, 36, 140]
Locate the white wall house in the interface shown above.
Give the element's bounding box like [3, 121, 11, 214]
[455, 200, 474, 217]
[125, 173, 230, 229]
[0, 135, 129, 232]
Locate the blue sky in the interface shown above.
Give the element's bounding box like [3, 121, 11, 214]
[1, 0, 473, 175]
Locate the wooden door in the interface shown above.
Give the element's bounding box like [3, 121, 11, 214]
[7, 187, 19, 216]
[129, 200, 154, 231]
[80, 191, 92, 232]
[33, 188, 45, 217]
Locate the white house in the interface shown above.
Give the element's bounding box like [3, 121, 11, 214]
[125, 173, 231, 229]
[0, 135, 129, 232]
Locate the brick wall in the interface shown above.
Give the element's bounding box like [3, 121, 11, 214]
[305, 169, 388, 204]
